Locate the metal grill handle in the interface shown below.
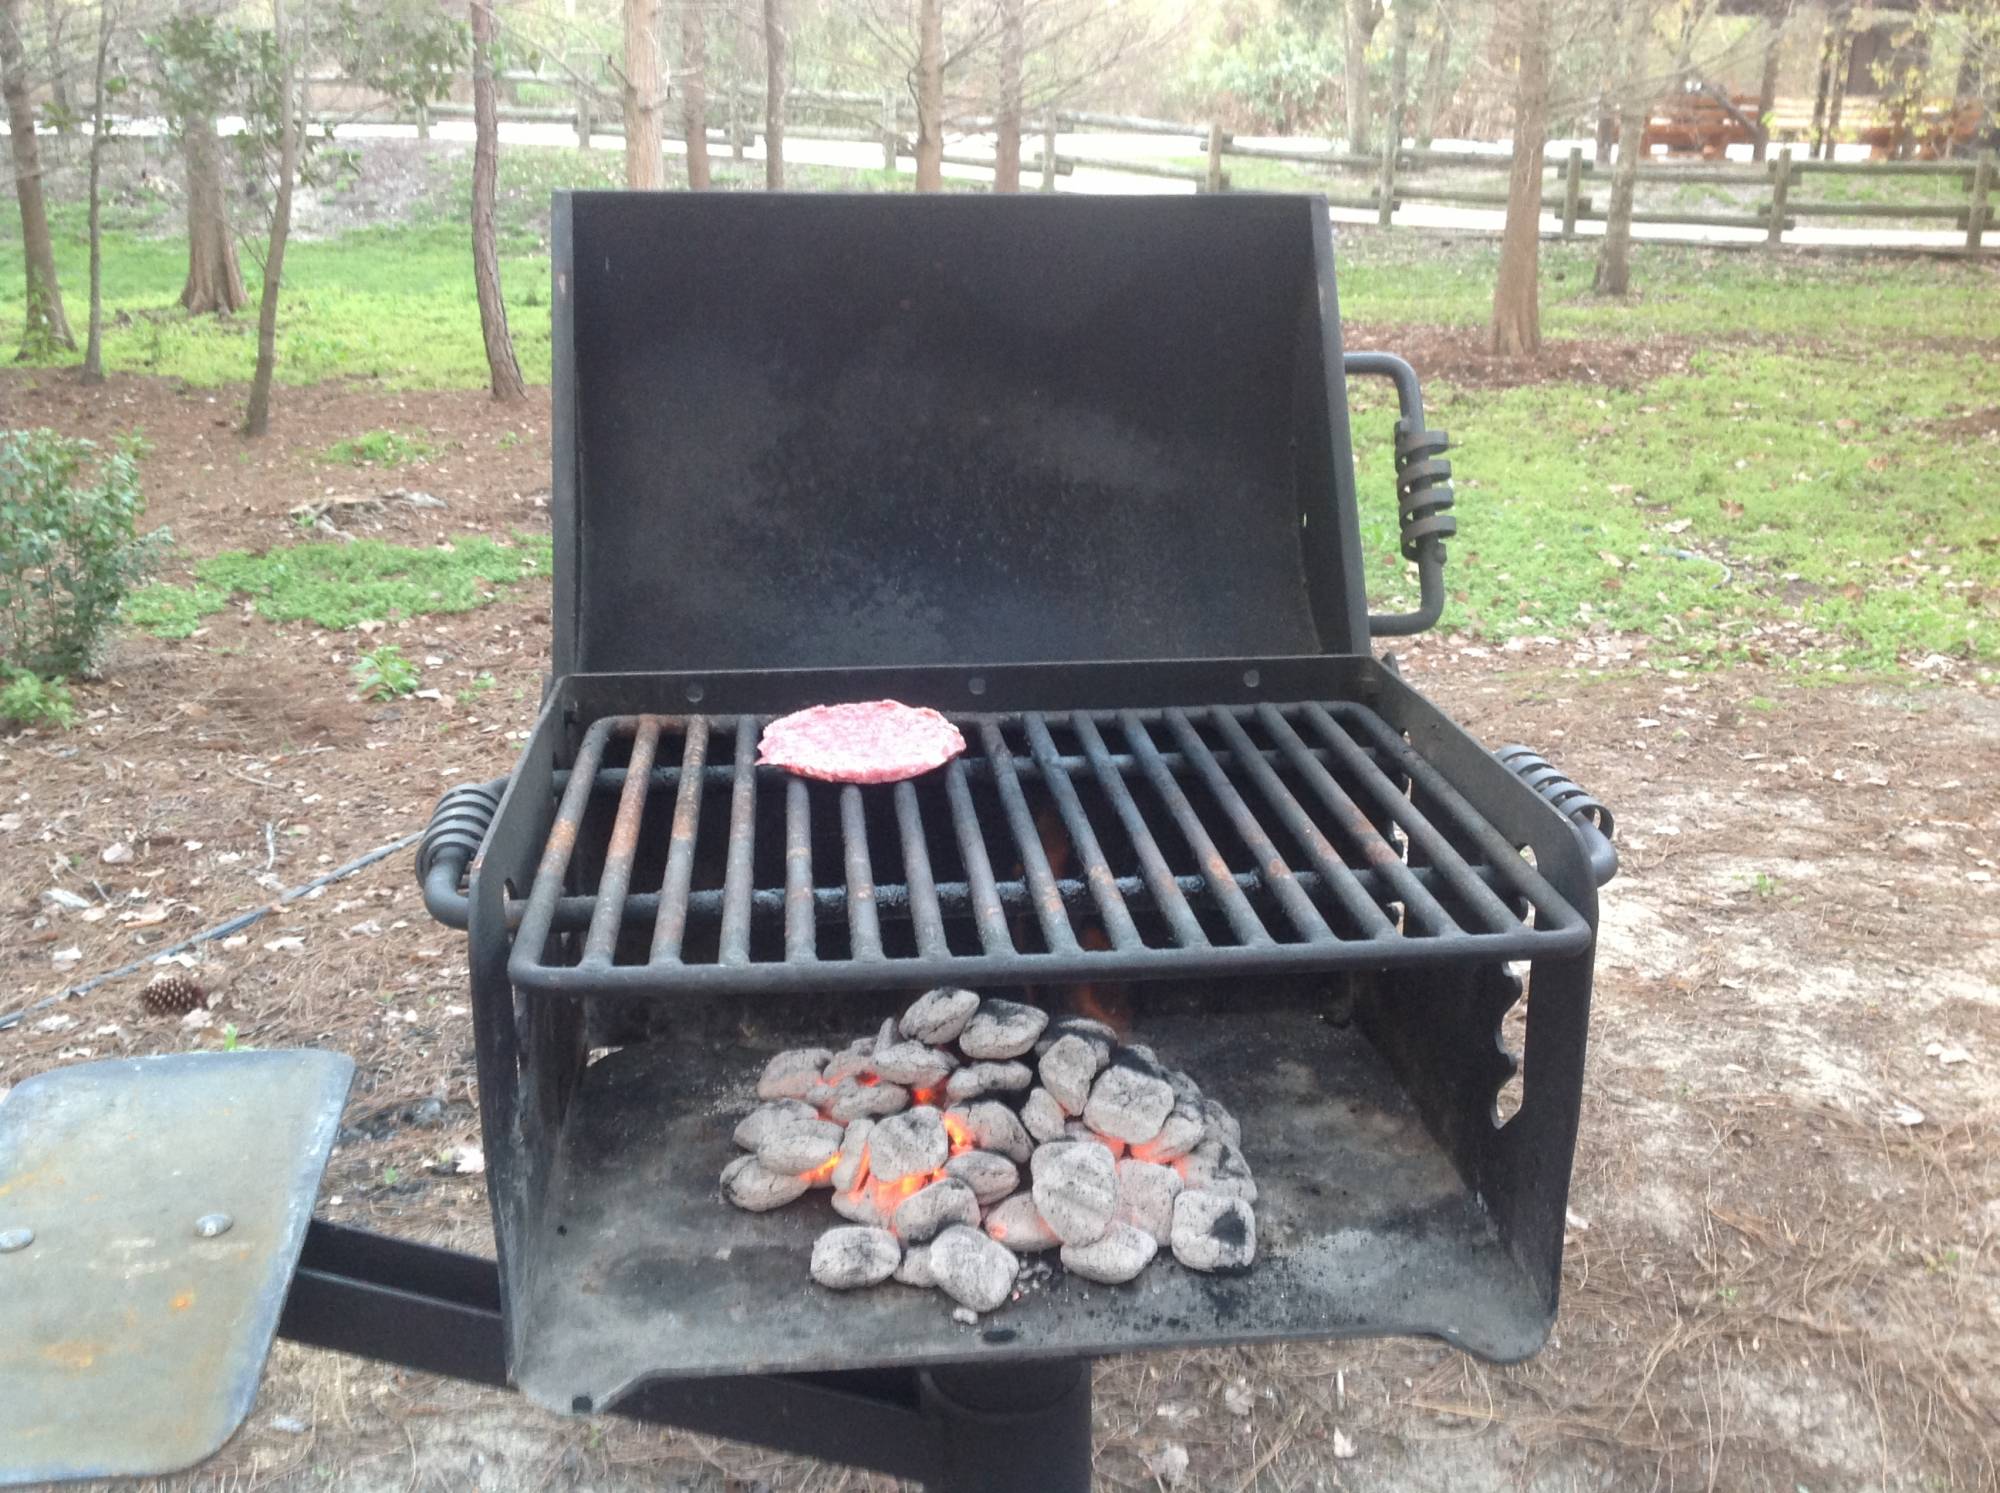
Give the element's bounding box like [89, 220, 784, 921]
[1345, 351, 1455, 639]
[1495, 745, 1618, 887]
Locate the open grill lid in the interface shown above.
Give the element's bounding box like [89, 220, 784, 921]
[548, 192, 1372, 678]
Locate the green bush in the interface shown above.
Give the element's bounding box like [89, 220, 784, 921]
[0, 666, 78, 729]
[0, 429, 164, 677]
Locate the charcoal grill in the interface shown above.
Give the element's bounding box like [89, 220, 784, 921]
[0, 193, 1615, 1492]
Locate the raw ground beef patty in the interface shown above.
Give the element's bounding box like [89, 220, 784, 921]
[756, 701, 969, 785]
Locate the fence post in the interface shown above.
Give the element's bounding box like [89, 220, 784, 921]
[1376, 131, 1396, 227]
[1969, 152, 1993, 253]
[415, 102, 431, 141]
[1206, 121, 1226, 194]
[1561, 145, 1582, 237]
[1767, 146, 1791, 248]
[571, 52, 593, 148]
[881, 88, 898, 172]
[1041, 114, 1058, 193]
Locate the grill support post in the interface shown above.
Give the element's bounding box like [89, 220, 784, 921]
[920, 1361, 1094, 1493]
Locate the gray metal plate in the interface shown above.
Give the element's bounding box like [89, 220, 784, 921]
[514, 1006, 1549, 1414]
[0, 1049, 353, 1487]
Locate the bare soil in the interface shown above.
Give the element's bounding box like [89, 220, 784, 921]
[2, 366, 1996, 1493]
[1340, 322, 1698, 391]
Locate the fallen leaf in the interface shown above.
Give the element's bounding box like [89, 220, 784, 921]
[52, 945, 82, 967]
[1924, 1043, 1972, 1067]
[100, 842, 134, 865]
[221, 934, 250, 950]
[452, 1145, 486, 1175]
[0, 812, 22, 832]
[1565, 1208, 1591, 1231]
[263, 936, 306, 953]
[1720, 500, 1745, 519]
[1662, 518, 1692, 534]
[33, 1014, 77, 1033]
[1141, 1444, 1189, 1486]
[1333, 1429, 1358, 1459]
[1884, 1101, 1925, 1127]
[1222, 1382, 1255, 1417]
[1598, 551, 1624, 569]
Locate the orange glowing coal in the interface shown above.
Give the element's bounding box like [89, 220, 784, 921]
[911, 1086, 942, 1108]
[942, 1112, 974, 1155]
[798, 1155, 839, 1185]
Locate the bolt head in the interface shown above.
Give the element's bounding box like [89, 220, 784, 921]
[194, 1213, 234, 1238]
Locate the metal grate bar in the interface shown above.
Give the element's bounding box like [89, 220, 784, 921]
[717, 717, 760, 965]
[978, 722, 1081, 955]
[582, 717, 659, 966]
[1021, 716, 1143, 952]
[648, 716, 711, 963]
[1120, 711, 1272, 948]
[893, 781, 949, 959]
[944, 760, 1015, 956]
[1254, 704, 1460, 936]
[512, 716, 616, 965]
[1205, 707, 1397, 940]
[1297, 704, 1522, 934]
[1164, 709, 1340, 944]
[783, 777, 815, 962]
[1322, 705, 1585, 932]
[1071, 714, 1209, 950]
[838, 786, 884, 960]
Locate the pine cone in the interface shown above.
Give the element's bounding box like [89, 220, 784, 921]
[140, 972, 207, 1017]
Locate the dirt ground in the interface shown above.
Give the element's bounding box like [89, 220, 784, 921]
[2, 366, 1996, 1493]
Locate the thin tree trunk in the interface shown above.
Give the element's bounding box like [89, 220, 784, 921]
[762, 0, 784, 187]
[82, 0, 111, 382]
[1413, 2, 1453, 149]
[180, 113, 247, 313]
[1344, 0, 1375, 154]
[1386, 0, 1413, 152]
[41, 0, 70, 129]
[1752, 16, 1783, 162]
[1593, 0, 1648, 296]
[623, 0, 663, 188]
[1491, 0, 1548, 358]
[992, 0, 1022, 192]
[1809, 2, 1838, 158]
[1, 0, 74, 354]
[913, 0, 943, 191]
[242, 0, 299, 437]
[1823, 14, 1850, 157]
[472, 0, 525, 400]
[681, 0, 710, 188]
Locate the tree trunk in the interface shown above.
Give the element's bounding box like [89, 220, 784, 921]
[1413, 3, 1453, 149]
[762, 0, 784, 187]
[1344, 0, 1376, 154]
[1593, 0, 1648, 296]
[992, 0, 1022, 192]
[472, 0, 525, 401]
[1752, 17, 1783, 162]
[242, 0, 300, 437]
[1823, 15, 1850, 157]
[1, 0, 74, 355]
[623, 0, 663, 188]
[913, 0, 943, 191]
[180, 114, 248, 314]
[1490, 0, 1548, 358]
[681, 0, 710, 188]
[82, 0, 110, 382]
[41, 0, 69, 130]
[1385, 0, 1414, 152]
[1809, 2, 1840, 159]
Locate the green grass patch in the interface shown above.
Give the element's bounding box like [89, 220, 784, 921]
[128, 535, 553, 634]
[322, 428, 437, 467]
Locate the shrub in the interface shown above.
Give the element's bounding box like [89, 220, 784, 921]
[0, 429, 165, 678]
[0, 667, 78, 729]
[352, 644, 420, 700]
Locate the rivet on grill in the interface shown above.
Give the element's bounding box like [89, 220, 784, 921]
[1242, 668, 1261, 688]
[0, 1226, 33, 1253]
[193, 1213, 234, 1238]
[967, 676, 986, 696]
[685, 681, 705, 703]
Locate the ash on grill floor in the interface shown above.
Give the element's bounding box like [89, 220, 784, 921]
[514, 1003, 1548, 1413]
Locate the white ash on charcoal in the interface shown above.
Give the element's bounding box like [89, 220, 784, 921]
[720, 985, 1261, 1313]
[811, 1227, 901, 1288]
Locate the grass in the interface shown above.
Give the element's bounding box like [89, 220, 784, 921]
[126, 535, 553, 635]
[322, 429, 437, 467]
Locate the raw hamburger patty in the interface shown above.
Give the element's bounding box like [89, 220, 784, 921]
[757, 701, 968, 785]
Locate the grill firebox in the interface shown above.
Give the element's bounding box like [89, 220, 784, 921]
[413, 192, 1613, 1489]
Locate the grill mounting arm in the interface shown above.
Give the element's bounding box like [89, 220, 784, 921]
[1496, 745, 1618, 886]
[1345, 352, 1456, 639]
[417, 778, 507, 930]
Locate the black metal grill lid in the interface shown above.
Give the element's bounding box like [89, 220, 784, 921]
[549, 193, 1371, 678]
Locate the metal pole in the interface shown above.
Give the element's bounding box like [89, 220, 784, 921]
[920, 1361, 1093, 1493]
[1561, 145, 1582, 237]
[1968, 153, 1993, 253]
[1767, 145, 1791, 248]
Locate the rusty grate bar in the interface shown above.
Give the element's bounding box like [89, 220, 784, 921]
[783, 777, 815, 962]
[945, 758, 1015, 956]
[1071, 713, 1209, 950]
[717, 717, 759, 965]
[894, 781, 949, 959]
[978, 722, 1081, 956]
[648, 716, 711, 963]
[582, 717, 659, 966]
[839, 785, 884, 961]
[1022, 715, 1142, 952]
[1120, 710, 1271, 948]
[512, 716, 616, 966]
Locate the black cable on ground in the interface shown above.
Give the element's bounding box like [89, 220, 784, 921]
[0, 828, 424, 1034]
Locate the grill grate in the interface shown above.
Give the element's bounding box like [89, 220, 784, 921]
[506, 701, 1591, 997]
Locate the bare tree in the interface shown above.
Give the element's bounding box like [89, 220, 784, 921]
[763, 0, 784, 186]
[1490, 0, 1550, 358]
[1593, 0, 1649, 295]
[913, 0, 943, 189]
[992, 0, 1023, 191]
[472, 0, 525, 400]
[1344, 0, 1381, 153]
[681, 0, 710, 188]
[40, 0, 71, 127]
[1751, 9, 1786, 162]
[1385, 0, 1415, 148]
[242, 0, 302, 437]
[623, 0, 662, 187]
[1, 0, 75, 355]
[82, 0, 118, 382]
[1413, 0, 1460, 148]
